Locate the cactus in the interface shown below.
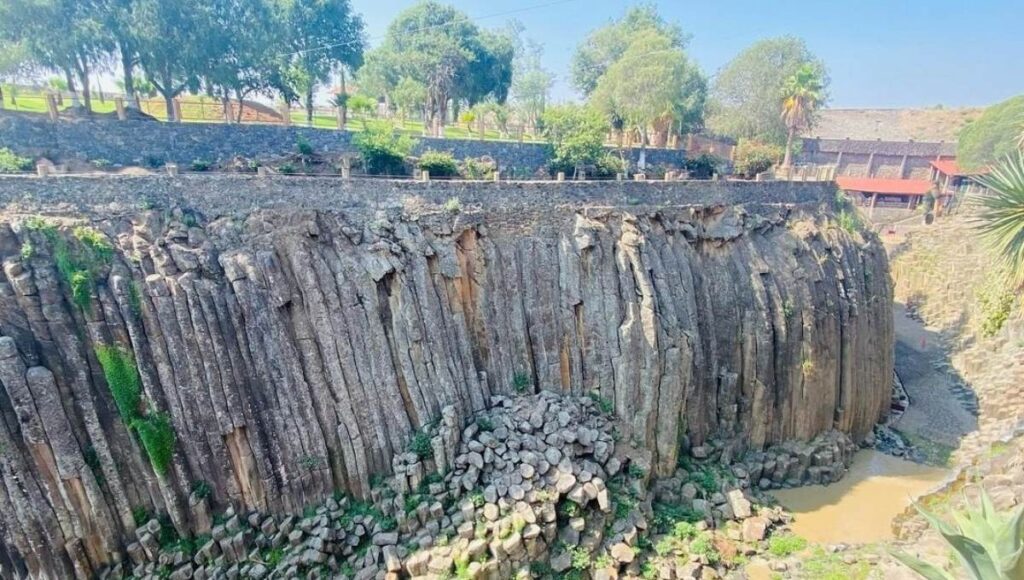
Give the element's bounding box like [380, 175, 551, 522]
[892, 488, 1024, 579]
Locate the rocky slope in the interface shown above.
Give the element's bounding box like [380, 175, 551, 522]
[0, 185, 892, 578]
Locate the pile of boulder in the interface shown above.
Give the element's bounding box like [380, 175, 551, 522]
[106, 392, 827, 579]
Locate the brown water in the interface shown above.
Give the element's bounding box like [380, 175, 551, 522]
[771, 450, 948, 543]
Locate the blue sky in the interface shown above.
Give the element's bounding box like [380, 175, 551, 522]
[351, 0, 1024, 108]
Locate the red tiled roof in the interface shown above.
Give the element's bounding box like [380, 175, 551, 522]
[930, 159, 987, 176]
[835, 177, 934, 196]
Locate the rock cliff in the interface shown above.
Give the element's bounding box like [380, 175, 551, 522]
[0, 181, 892, 577]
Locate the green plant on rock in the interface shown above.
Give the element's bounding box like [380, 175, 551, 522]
[892, 488, 1024, 579]
[976, 270, 1016, 338]
[0, 148, 33, 173]
[408, 428, 434, 460]
[417, 150, 458, 178]
[588, 391, 614, 414]
[131, 506, 151, 527]
[569, 546, 592, 570]
[690, 533, 720, 563]
[443, 197, 462, 214]
[767, 533, 807, 557]
[475, 416, 494, 432]
[353, 122, 415, 176]
[512, 372, 531, 394]
[96, 345, 143, 423]
[20, 241, 33, 260]
[135, 413, 176, 476]
[190, 480, 211, 500]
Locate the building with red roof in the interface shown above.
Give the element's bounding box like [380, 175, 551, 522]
[835, 176, 938, 210]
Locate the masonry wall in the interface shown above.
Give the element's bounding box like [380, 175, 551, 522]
[798, 138, 956, 181]
[0, 115, 688, 175]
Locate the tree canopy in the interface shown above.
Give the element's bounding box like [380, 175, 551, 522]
[958, 95, 1024, 170]
[708, 36, 828, 144]
[780, 63, 826, 166]
[540, 103, 609, 175]
[358, 1, 514, 134]
[571, 4, 690, 97]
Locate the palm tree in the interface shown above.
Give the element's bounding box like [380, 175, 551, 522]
[780, 64, 825, 168]
[973, 151, 1024, 285]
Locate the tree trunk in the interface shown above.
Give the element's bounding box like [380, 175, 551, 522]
[120, 47, 136, 107]
[64, 69, 80, 108]
[77, 62, 92, 114]
[163, 92, 175, 122]
[221, 95, 232, 123]
[782, 126, 795, 168]
[235, 90, 246, 123]
[305, 88, 313, 126]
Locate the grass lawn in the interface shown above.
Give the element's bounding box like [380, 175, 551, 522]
[3, 87, 545, 143]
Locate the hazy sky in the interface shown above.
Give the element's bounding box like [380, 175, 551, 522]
[351, 0, 1023, 109]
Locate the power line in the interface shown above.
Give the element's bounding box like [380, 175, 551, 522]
[276, 0, 580, 59]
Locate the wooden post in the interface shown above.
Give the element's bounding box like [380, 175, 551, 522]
[165, 163, 179, 176]
[869, 193, 878, 219]
[341, 157, 351, 179]
[114, 97, 127, 120]
[420, 170, 429, 182]
[46, 94, 59, 121]
[556, 172, 565, 182]
[493, 170, 500, 182]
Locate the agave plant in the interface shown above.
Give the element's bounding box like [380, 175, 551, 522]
[892, 488, 1024, 579]
[972, 152, 1024, 285]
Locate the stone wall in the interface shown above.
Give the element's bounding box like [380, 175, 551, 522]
[0, 115, 688, 175]
[0, 177, 893, 577]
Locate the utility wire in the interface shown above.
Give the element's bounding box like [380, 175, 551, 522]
[276, 0, 580, 58]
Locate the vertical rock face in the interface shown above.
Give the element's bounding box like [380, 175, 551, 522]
[0, 200, 892, 577]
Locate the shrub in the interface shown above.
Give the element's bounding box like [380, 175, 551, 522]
[540, 104, 609, 176]
[354, 123, 415, 175]
[191, 480, 212, 499]
[475, 416, 494, 432]
[443, 197, 462, 213]
[95, 345, 143, 423]
[296, 136, 314, 157]
[408, 428, 434, 459]
[460, 156, 495, 180]
[684, 153, 724, 179]
[588, 392, 614, 414]
[134, 412, 176, 476]
[690, 533, 720, 563]
[277, 162, 296, 175]
[417, 150, 458, 177]
[976, 271, 1016, 337]
[596, 153, 628, 178]
[0, 148, 33, 173]
[767, 533, 807, 557]
[733, 139, 784, 179]
[190, 159, 211, 172]
[512, 372, 531, 394]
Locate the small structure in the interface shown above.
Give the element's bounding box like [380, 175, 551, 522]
[930, 159, 988, 196]
[835, 176, 936, 214]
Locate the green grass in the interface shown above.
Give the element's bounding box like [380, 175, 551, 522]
[135, 412, 176, 476]
[895, 429, 955, 467]
[800, 546, 871, 580]
[767, 533, 808, 557]
[95, 345, 143, 423]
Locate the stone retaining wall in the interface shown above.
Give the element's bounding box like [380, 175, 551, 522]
[0, 114, 688, 174]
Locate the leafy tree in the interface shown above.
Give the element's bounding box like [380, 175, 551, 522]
[958, 95, 1024, 170]
[391, 77, 426, 120]
[0, 40, 29, 108]
[353, 122, 415, 175]
[1, 0, 112, 113]
[203, 0, 276, 122]
[359, 1, 513, 135]
[270, 0, 365, 124]
[590, 30, 705, 149]
[708, 36, 828, 144]
[510, 39, 553, 131]
[571, 3, 689, 97]
[973, 152, 1024, 285]
[733, 139, 784, 178]
[130, 0, 218, 121]
[780, 63, 826, 167]
[540, 104, 608, 177]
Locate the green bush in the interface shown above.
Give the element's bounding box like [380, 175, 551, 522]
[733, 139, 783, 179]
[190, 159, 211, 172]
[460, 156, 496, 180]
[353, 123, 415, 175]
[767, 533, 807, 557]
[684, 153, 724, 179]
[95, 345, 143, 423]
[417, 150, 458, 177]
[540, 104, 609, 176]
[958, 95, 1024, 170]
[408, 428, 434, 459]
[595, 153, 628, 178]
[296, 136, 314, 157]
[0, 148, 33, 173]
[976, 271, 1016, 337]
[134, 413, 176, 476]
[690, 533, 720, 563]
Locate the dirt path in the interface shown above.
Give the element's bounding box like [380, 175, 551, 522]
[891, 303, 978, 458]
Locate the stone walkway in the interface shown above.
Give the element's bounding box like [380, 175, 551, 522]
[891, 303, 978, 453]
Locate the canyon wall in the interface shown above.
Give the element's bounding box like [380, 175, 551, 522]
[0, 177, 892, 577]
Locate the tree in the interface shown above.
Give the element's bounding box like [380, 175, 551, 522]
[203, 0, 275, 122]
[539, 104, 608, 177]
[270, 0, 365, 125]
[571, 3, 689, 97]
[780, 63, 826, 167]
[589, 30, 705, 150]
[1, 0, 112, 113]
[708, 36, 828, 144]
[510, 39, 553, 131]
[359, 1, 514, 136]
[391, 77, 426, 120]
[0, 40, 29, 109]
[973, 152, 1024, 285]
[130, 0, 217, 121]
[958, 95, 1024, 170]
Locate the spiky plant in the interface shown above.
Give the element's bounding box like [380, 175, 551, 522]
[892, 488, 1024, 579]
[973, 152, 1024, 285]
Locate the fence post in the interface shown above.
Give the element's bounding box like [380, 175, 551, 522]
[165, 163, 179, 176]
[420, 170, 430, 182]
[341, 157, 351, 179]
[114, 97, 127, 120]
[46, 94, 59, 121]
[493, 170, 500, 182]
[556, 172, 565, 182]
